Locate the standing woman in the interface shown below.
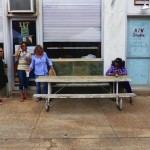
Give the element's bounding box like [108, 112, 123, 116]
[13, 42, 31, 102]
[0, 48, 8, 104]
[28, 45, 54, 101]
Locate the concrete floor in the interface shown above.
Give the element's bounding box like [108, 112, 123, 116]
[0, 95, 150, 149]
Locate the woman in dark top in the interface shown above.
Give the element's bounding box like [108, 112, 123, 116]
[0, 48, 8, 105]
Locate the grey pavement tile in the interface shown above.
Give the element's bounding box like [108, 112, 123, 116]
[31, 99, 115, 138]
[0, 96, 150, 149]
[1, 138, 150, 149]
[0, 98, 44, 115]
[51, 138, 150, 149]
[48, 98, 103, 114]
[98, 96, 150, 138]
[0, 98, 44, 138]
[0, 139, 51, 149]
[0, 148, 47, 150]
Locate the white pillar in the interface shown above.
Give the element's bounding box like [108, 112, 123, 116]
[102, 0, 126, 74]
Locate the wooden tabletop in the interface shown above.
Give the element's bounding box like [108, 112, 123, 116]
[35, 76, 131, 83]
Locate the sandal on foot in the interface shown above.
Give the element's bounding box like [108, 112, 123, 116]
[129, 98, 133, 105]
[20, 97, 24, 102]
[35, 98, 42, 102]
[0, 99, 3, 105]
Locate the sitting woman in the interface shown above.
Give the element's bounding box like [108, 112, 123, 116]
[105, 58, 133, 103]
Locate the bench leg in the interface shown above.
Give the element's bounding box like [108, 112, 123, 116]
[115, 82, 123, 111]
[115, 82, 119, 108]
[116, 97, 123, 110]
[129, 97, 133, 105]
[44, 83, 52, 112]
[45, 98, 50, 112]
[117, 98, 123, 111]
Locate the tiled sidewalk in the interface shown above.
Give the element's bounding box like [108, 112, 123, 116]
[0, 95, 150, 149]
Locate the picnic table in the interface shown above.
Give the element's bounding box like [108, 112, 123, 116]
[33, 76, 136, 111]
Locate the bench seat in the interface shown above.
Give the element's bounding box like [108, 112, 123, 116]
[33, 93, 136, 99]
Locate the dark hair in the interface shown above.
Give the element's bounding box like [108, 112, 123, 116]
[21, 41, 27, 48]
[112, 58, 124, 68]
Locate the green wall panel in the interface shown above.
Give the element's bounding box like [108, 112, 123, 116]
[53, 60, 103, 76]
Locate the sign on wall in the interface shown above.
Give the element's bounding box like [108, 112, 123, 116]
[134, 0, 149, 5]
[127, 19, 150, 57]
[12, 20, 36, 49]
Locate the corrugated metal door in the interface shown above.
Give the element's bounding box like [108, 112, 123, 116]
[43, 0, 101, 42]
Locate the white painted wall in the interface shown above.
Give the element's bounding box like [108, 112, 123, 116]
[0, 0, 3, 42]
[103, 0, 126, 74]
[127, 0, 150, 15]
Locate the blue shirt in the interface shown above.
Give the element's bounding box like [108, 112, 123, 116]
[30, 52, 53, 75]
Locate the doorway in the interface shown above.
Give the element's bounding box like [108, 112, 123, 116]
[127, 18, 150, 86]
[11, 19, 37, 89]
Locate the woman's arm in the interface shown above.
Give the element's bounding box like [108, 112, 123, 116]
[105, 66, 115, 76]
[45, 52, 53, 68]
[25, 52, 32, 63]
[13, 45, 21, 57]
[27, 55, 34, 71]
[119, 67, 127, 75]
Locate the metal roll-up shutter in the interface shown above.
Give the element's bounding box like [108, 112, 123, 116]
[43, 0, 101, 42]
